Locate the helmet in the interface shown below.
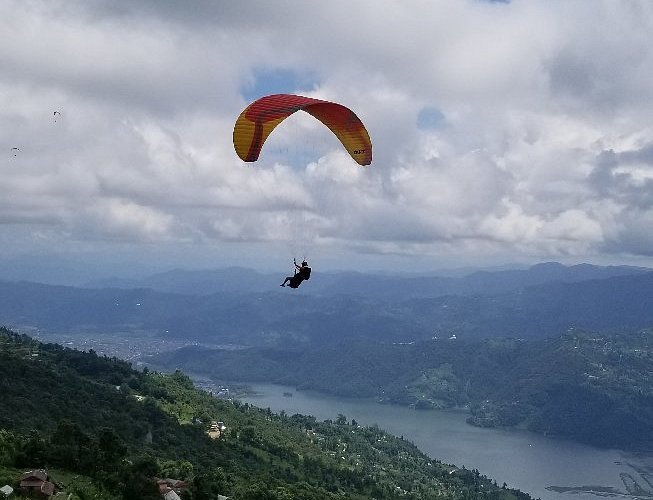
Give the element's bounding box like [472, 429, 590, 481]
[301, 261, 308, 266]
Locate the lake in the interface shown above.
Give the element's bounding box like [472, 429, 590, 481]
[239, 382, 653, 500]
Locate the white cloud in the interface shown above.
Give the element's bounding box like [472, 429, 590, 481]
[87, 198, 177, 242]
[3, 0, 653, 272]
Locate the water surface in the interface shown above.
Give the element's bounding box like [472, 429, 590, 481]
[240, 383, 653, 500]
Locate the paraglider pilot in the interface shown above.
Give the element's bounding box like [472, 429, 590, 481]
[281, 259, 311, 288]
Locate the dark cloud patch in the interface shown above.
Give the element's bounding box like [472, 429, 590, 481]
[590, 144, 653, 208]
[602, 209, 653, 257]
[593, 144, 653, 169]
[614, 143, 653, 165]
[54, 0, 229, 26]
[589, 149, 623, 194]
[547, 50, 598, 100]
[62, 0, 309, 30]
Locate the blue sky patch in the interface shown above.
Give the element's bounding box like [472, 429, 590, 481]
[242, 67, 318, 101]
[417, 106, 446, 130]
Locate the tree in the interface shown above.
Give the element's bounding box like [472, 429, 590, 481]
[97, 427, 127, 468]
[50, 419, 95, 472]
[120, 454, 160, 500]
[0, 429, 16, 466]
[192, 467, 229, 500]
[160, 459, 194, 482]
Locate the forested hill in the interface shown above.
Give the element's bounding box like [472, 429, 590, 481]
[0, 327, 532, 500]
[151, 330, 653, 451]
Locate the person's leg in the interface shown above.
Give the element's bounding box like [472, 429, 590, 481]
[281, 276, 292, 286]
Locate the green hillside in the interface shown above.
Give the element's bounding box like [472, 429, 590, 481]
[0, 327, 532, 500]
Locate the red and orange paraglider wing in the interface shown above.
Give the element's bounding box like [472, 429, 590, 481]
[233, 94, 372, 166]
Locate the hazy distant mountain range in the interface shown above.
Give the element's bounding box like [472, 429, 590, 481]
[1, 262, 652, 345]
[83, 261, 651, 299]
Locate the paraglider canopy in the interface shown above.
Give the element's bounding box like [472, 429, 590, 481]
[233, 94, 372, 166]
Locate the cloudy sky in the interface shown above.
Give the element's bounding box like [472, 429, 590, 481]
[3, 0, 653, 279]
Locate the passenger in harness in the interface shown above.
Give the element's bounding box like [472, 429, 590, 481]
[280, 259, 311, 288]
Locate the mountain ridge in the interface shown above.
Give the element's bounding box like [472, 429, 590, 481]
[1, 263, 653, 345]
[81, 261, 651, 299]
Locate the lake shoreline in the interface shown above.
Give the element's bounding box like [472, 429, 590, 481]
[232, 380, 653, 500]
[201, 377, 652, 454]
